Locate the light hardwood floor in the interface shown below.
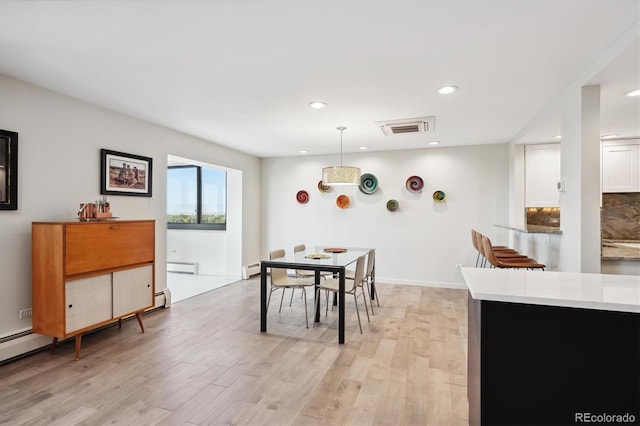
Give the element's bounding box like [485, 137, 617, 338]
[0, 278, 469, 426]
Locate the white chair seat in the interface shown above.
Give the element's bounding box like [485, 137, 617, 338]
[274, 275, 315, 287]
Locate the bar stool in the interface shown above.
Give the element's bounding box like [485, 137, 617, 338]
[481, 236, 546, 270]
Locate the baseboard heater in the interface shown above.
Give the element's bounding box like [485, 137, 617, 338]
[242, 262, 261, 279]
[167, 261, 198, 275]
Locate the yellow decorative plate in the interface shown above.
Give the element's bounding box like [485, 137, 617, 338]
[433, 190, 446, 203]
[305, 253, 331, 259]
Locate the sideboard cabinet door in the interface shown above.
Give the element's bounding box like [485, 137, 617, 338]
[112, 265, 154, 318]
[65, 274, 112, 333]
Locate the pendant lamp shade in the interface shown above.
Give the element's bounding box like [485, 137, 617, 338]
[322, 127, 361, 186]
[322, 166, 361, 185]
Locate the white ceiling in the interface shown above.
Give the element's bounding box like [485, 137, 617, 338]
[0, 1, 638, 158]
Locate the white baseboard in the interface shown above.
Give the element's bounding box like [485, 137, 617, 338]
[0, 333, 52, 363]
[2, 296, 169, 364]
[376, 277, 467, 290]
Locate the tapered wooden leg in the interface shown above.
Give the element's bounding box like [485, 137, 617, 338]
[74, 334, 82, 360]
[118, 318, 122, 329]
[136, 312, 145, 333]
[50, 337, 58, 354]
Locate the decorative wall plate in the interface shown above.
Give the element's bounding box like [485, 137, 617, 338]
[336, 194, 350, 209]
[433, 190, 446, 203]
[386, 199, 399, 211]
[296, 190, 309, 204]
[358, 173, 379, 195]
[324, 247, 347, 253]
[406, 175, 424, 192]
[318, 180, 331, 193]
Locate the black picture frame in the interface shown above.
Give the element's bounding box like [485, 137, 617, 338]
[100, 149, 153, 197]
[0, 129, 18, 211]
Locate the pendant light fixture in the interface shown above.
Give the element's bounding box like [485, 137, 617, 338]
[322, 126, 361, 186]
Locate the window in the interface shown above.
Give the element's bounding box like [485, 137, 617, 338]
[167, 165, 226, 230]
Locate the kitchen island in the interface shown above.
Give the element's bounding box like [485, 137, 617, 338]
[462, 267, 639, 426]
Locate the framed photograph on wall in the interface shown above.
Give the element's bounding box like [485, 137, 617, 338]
[0, 129, 18, 211]
[100, 149, 153, 197]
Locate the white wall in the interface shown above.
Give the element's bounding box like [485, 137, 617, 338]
[0, 75, 261, 354]
[558, 85, 602, 273]
[167, 230, 228, 274]
[262, 144, 510, 287]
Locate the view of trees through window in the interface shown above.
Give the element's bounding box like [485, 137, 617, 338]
[167, 165, 226, 230]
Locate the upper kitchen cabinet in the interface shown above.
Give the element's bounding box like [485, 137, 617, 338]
[525, 144, 561, 207]
[602, 140, 640, 193]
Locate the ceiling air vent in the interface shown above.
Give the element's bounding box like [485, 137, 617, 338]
[376, 116, 435, 136]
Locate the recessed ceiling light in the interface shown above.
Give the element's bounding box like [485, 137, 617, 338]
[308, 101, 327, 109]
[438, 85, 458, 95]
[554, 135, 562, 139]
[601, 134, 619, 139]
[359, 146, 369, 150]
[625, 89, 640, 97]
[428, 141, 440, 145]
[299, 149, 309, 154]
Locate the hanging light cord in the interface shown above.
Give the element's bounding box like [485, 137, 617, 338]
[337, 126, 346, 167]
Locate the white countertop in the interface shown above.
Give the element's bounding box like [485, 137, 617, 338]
[462, 267, 640, 313]
[494, 224, 562, 234]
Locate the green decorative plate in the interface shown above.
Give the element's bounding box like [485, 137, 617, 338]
[359, 173, 379, 195]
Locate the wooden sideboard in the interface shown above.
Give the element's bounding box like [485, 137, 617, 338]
[32, 220, 155, 359]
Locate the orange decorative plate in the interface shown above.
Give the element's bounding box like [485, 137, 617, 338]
[336, 194, 350, 209]
[324, 247, 347, 253]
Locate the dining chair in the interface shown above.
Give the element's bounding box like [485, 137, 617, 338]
[267, 249, 315, 328]
[345, 249, 377, 313]
[364, 249, 378, 308]
[314, 254, 369, 334]
[481, 236, 546, 270]
[289, 244, 331, 306]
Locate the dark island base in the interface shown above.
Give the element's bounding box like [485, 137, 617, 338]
[468, 293, 640, 426]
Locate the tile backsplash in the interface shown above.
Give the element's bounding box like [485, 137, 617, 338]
[526, 207, 561, 227]
[601, 193, 640, 240]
